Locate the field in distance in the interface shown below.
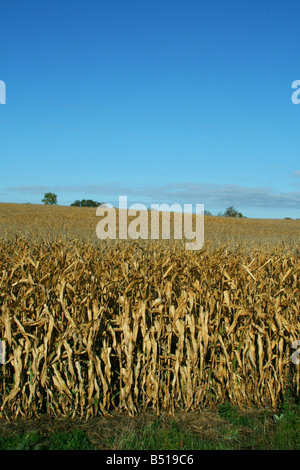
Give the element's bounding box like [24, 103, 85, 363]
[0, 202, 299, 251]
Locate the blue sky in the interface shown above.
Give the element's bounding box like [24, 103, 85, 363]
[0, 0, 300, 218]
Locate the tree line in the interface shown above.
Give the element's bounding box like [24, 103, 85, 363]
[41, 193, 245, 217]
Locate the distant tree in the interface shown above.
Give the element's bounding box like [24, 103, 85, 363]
[223, 206, 244, 218]
[204, 209, 212, 215]
[42, 192, 57, 205]
[70, 200, 81, 207]
[70, 199, 103, 207]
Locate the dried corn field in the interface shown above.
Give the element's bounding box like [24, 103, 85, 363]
[0, 204, 299, 419]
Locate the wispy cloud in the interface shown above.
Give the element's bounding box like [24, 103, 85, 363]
[6, 184, 125, 195]
[5, 182, 300, 210]
[293, 171, 300, 188]
[145, 183, 300, 209]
